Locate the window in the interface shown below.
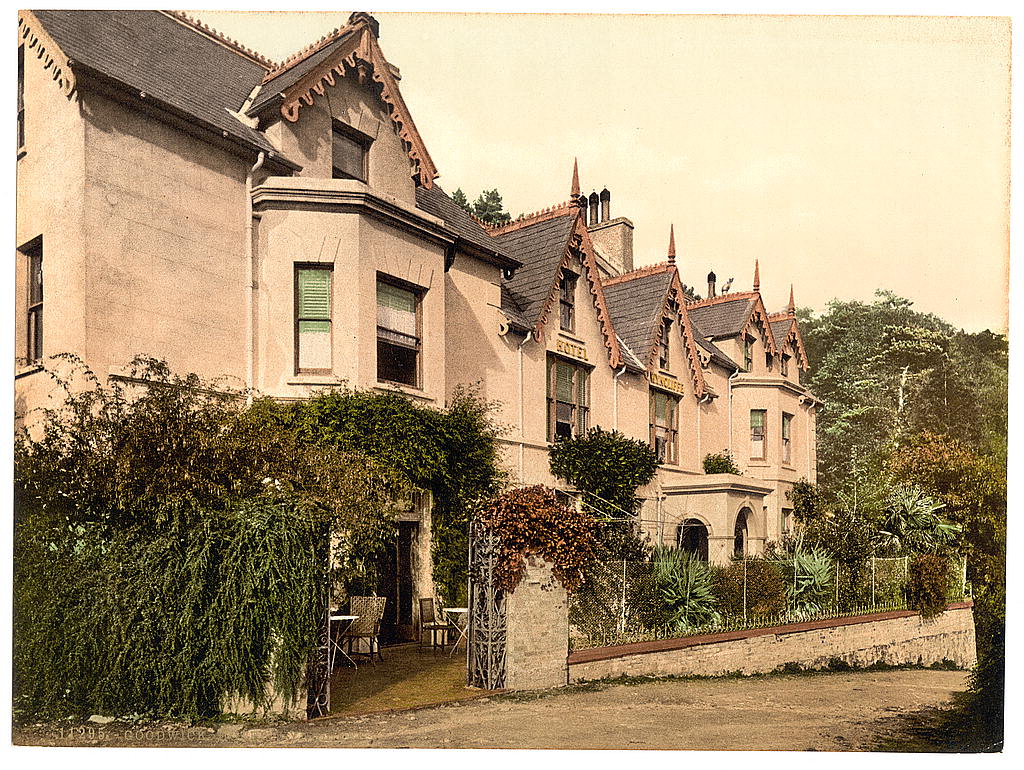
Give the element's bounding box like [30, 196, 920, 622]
[295, 265, 332, 372]
[650, 389, 679, 464]
[18, 44, 25, 152]
[742, 335, 753, 372]
[658, 318, 671, 370]
[750, 409, 766, 460]
[559, 271, 577, 332]
[547, 356, 589, 441]
[781, 508, 793, 534]
[377, 278, 421, 387]
[332, 120, 370, 181]
[782, 412, 793, 464]
[23, 237, 43, 362]
[781, 353, 790, 377]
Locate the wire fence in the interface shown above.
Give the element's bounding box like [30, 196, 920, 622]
[569, 553, 969, 651]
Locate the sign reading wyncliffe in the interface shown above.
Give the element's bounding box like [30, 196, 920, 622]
[648, 371, 685, 395]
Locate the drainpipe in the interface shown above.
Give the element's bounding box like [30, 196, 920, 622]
[246, 151, 266, 401]
[727, 367, 740, 458]
[612, 364, 627, 430]
[517, 331, 533, 483]
[696, 392, 712, 464]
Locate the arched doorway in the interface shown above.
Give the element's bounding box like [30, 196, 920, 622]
[734, 507, 751, 558]
[676, 519, 709, 562]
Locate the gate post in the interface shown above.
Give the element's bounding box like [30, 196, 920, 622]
[504, 554, 569, 690]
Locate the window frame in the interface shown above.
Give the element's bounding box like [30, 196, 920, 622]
[782, 412, 793, 464]
[742, 335, 753, 372]
[649, 388, 680, 465]
[22, 236, 43, 363]
[294, 263, 334, 375]
[547, 355, 590, 442]
[781, 352, 790, 377]
[658, 318, 672, 370]
[376, 275, 423, 388]
[18, 44, 25, 154]
[331, 119, 372, 182]
[559, 270, 577, 333]
[750, 408, 767, 460]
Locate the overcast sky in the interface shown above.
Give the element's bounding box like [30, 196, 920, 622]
[193, 10, 1010, 333]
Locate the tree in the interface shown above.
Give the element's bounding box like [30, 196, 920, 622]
[471, 188, 512, 227]
[452, 187, 470, 213]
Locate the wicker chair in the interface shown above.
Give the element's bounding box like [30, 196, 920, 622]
[343, 596, 387, 664]
[418, 597, 456, 653]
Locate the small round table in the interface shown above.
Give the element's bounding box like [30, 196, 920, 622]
[443, 607, 469, 656]
[328, 615, 359, 670]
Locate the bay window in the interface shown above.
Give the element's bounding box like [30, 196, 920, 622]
[295, 265, 332, 372]
[782, 412, 793, 464]
[377, 278, 421, 387]
[750, 409, 766, 460]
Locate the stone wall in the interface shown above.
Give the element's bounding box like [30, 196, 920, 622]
[504, 556, 569, 690]
[568, 603, 976, 683]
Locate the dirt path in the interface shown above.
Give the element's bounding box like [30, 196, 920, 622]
[13, 669, 969, 751]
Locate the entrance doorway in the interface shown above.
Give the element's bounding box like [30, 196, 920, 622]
[676, 519, 709, 561]
[376, 521, 417, 643]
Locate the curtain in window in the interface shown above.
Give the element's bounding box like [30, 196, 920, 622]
[377, 282, 418, 348]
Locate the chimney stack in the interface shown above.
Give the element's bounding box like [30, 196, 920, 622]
[588, 192, 600, 226]
[708, 270, 717, 298]
[599, 188, 610, 222]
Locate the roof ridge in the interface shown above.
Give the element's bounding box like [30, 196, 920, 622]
[261, 20, 356, 81]
[162, 11, 275, 68]
[686, 290, 758, 308]
[488, 201, 580, 236]
[768, 310, 796, 321]
[602, 262, 675, 286]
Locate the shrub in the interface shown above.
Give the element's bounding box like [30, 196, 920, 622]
[714, 557, 788, 619]
[703, 451, 741, 475]
[907, 553, 950, 618]
[781, 546, 836, 617]
[478, 485, 597, 592]
[651, 547, 721, 631]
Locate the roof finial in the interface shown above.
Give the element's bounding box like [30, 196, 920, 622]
[668, 224, 676, 264]
[571, 158, 580, 197]
[753, 259, 761, 292]
[787, 284, 795, 315]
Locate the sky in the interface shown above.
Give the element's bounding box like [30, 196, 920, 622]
[189, 9, 1011, 333]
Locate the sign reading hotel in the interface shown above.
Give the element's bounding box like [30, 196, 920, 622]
[555, 338, 589, 363]
[649, 371, 685, 395]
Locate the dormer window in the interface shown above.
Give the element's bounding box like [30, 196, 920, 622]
[658, 318, 671, 369]
[742, 335, 753, 372]
[559, 271, 577, 333]
[332, 120, 371, 182]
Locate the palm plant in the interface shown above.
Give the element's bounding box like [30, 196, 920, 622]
[651, 546, 721, 632]
[875, 484, 960, 556]
[779, 535, 836, 618]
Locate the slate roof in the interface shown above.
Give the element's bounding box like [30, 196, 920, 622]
[602, 271, 674, 367]
[688, 296, 756, 340]
[770, 318, 795, 348]
[35, 10, 276, 155]
[495, 213, 578, 328]
[250, 29, 359, 114]
[416, 185, 517, 268]
[616, 335, 646, 370]
[694, 335, 738, 370]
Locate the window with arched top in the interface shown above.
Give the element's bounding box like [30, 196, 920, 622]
[676, 519, 709, 562]
[734, 508, 751, 558]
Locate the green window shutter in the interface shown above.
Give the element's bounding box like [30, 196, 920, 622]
[298, 269, 331, 319]
[377, 281, 416, 313]
[750, 410, 765, 429]
[556, 361, 575, 402]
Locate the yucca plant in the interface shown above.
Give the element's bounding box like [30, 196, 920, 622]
[876, 484, 960, 556]
[651, 546, 721, 632]
[781, 537, 836, 618]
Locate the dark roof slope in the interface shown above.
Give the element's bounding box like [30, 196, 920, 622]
[688, 296, 756, 339]
[250, 29, 358, 114]
[602, 271, 674, 368]
[694, 334, 738, 370]
[416, 185, 517, 267]
[35, 10, 274, 154]
[496, 213, 578, 328]
[770, 318, 795, 348]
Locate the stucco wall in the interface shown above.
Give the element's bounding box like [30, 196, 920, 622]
[567, 604, 977, 683]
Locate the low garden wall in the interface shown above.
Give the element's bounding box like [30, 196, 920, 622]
[567, 602, 976, 684]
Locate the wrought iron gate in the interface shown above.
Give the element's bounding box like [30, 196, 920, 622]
[306, 608, 331, 718]
[467, 519, 506, 689]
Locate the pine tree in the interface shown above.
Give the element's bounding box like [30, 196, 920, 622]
[451, 187, 471, 214]
[471, 189, 512, 227]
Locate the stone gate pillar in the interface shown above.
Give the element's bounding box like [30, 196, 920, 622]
[504, 554, 569, 690]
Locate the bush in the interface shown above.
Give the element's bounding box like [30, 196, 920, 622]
[782, 547, 836, 617]
[703, 451, 741, 474]
[478, 485, 597, 592]
[714, 558, 787, 619]
[651, 547, 721, 631]
[907, 553, 949, 618]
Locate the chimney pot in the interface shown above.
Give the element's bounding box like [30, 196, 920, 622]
[599, 188, 610, 223]
[707, 270, 717, 298]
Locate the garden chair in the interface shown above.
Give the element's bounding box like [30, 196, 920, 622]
[343, 595, 387, 664]
[418, 597, 457, 653]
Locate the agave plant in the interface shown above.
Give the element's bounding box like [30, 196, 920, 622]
[875, 484, 960, 556]
[651, 546, 721, 632]
[782, 539, 836, 618]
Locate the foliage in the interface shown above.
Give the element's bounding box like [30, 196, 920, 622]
[713, 557, 787, 618]
[451, 188, 513, 226]
[787, 479, 819, 523]
[650, 547, 721, 631]
[13, 356, 393, 720]
[452, 187, 470, 212]
[906, 554, 950, 619]
[874, 484, 959, 556]
[780, 544, 836, 617]
[287, 385, 506, 604]
[702, 451, 741, 475]
[478, 485, 597, 592]
[549, 427, 658, 561]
